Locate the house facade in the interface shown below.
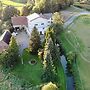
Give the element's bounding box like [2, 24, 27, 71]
[11, 13, 52, 35]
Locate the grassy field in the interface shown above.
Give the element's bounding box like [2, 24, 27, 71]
[60, 15, 90, 90]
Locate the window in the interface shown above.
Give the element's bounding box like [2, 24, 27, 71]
[35, 24, 38, 26]
[40, 31, 43, 35]
[48, 21, 50, 23]
[41, 23, 44, 25]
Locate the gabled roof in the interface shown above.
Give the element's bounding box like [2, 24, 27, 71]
[0, 30, 12, 44]
[11, 16, 28, 26]
[27, 13, 40, 21]
[27, 13, 51, 22]
[42, 13, 52, 19]
[11, 13, 52, 26]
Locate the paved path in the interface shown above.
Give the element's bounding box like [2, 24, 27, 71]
[16, 31, 29, 54]
[64, 11, 90, 28]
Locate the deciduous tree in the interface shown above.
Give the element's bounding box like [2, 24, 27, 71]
[52, 12, 63, 24]
[3, 6, 20, 21]
[52, 12, 64, 35]
[42, 82, 58, 90]
[21, 6, 30, 16]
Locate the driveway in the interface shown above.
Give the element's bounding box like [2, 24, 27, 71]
[16, 31, 29, 54]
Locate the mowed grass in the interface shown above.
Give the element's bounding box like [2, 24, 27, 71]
[11, 49, 66, 89]
[11, 49, 43, 85]
[60, 15, 90, 90]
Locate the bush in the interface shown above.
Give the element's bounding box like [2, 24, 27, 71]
[41, 82, 58, 90]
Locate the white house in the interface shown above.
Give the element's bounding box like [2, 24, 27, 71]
[27, 13, 52, 35]
[11, 13, 52, 35]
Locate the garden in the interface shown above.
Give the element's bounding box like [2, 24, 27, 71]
[0, 13, 66, 89]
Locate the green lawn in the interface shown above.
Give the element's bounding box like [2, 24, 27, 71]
[11, 49, 66, 89]
[11, 49, 43, 85]
[60, 15, 90, 90]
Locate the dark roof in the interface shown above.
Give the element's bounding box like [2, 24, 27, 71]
[11, 16, 28, 26]
[0, 30, 12, 44]
[40, 13, 52, 19]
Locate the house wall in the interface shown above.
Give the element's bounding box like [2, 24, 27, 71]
[13, 25, 31, 36]
[0, 41, 8, 53]
[27, 17, 51, 34]
[13, 25, 22, 29]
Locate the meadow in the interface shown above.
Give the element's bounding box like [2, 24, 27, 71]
[60, 15, 90, 90]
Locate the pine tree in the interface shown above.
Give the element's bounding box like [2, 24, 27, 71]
[7, 36, 19, 68]
[45, 27, 60, 65]
[0, 36, 19, 68]
[42, 38, 57, 82]
[29, 26, 41, 54]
